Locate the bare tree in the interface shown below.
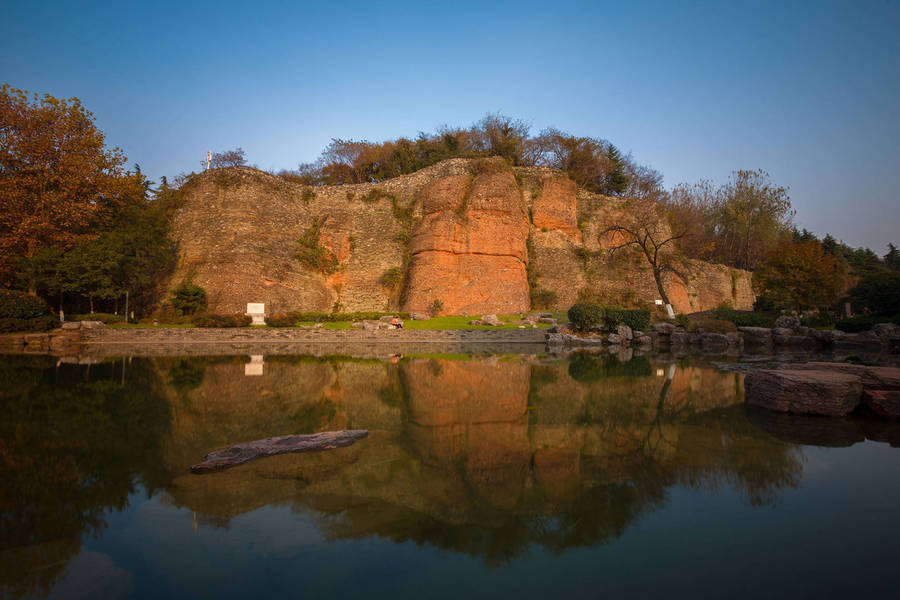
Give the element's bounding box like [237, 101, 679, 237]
[211, 147, 247, 168]
[599, 198, 689, 307]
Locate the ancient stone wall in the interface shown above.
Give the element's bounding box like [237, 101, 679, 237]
[168, 160, 753, 315]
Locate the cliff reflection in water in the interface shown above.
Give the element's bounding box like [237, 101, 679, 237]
[142, 355, 798, 548]
[1, 351, 813, 596]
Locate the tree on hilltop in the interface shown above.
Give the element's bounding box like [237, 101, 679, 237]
[210, 147, 247, 168]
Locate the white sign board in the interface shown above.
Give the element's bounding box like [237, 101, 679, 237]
[246, 303, 265, 325]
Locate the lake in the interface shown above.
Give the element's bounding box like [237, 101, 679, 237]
[2, 351, 899, 599]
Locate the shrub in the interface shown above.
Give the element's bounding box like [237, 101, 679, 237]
[171, 282, 207, 315]
[602, 307, 626, 329]
[430, 299, 444, 317]
[69, 312, 125, 324]
[266, 313, 299, 327]
[687, 318, 738, 334]
[572, 246, 592, 265]
[468, 157, 511, 176]
[568, 302, 603, 331]
[801, 312, 836, 329]
[359, 188, 395, 203]
[379, 267, 404, 290]
[0, 289, 50, 319]
[834, 314, 900, 333]
[531, 288, 558, 310]
[621, 309, 651, 331]
[848, 272, 900, 316]
[192, 314, 252, 327]
[295, 217, 339, 275]
[712, 305, 776, 328]
[0, 314, 59, 332]
[301, 188, 316, 203]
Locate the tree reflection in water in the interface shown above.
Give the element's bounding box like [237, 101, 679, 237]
[0, 350, 836, 594]
[0, 356, 171, 599]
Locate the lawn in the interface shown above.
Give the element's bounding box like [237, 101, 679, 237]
[108, 315, 552, 330]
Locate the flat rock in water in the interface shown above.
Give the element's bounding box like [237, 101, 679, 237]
[190, 429, 369, 473]
[794, 362, 900, 391]
[745, 369, 862, 416]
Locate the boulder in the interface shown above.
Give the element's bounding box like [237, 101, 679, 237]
[481, 314, 501, 326]
[635, 335, 653, 349]
[80, 321, 105, 329]
[795, 363, 900, 391]
[774, 315, 800, 331]
[409, 313, 429, 321]
[772, 327, 794, 337]
[652, 322, 676, 334]
[538, 317, 557, 325]
[813, 329, 845, 344]
[872, 323, 900, 339]
[855, 331, 885, 346]
[739, 326, 772, 342]
[61, 321, 82, 330]
[607, 333, 623, 345]
[862, 390, 900, 419]
[616, 325, 633, 341]
[670, 331, 688, 346]
[745, 369, 863, 416]
[700, 333, 729, 353]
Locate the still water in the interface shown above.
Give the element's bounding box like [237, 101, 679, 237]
[1, 352, 899, 599]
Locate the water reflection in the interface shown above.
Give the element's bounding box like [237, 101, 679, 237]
[0, 356, 171, 599]
[1, 351, 897, 597]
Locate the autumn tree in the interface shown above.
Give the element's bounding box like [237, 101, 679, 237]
[599, 198, 688, 306]
[665, 170, 793, 269]
[210, 147, 247, 168]
[0, 84, 143, 287]
[752, 240, 846, 310]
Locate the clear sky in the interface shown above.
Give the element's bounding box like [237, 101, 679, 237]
[2, 0, 898, 251]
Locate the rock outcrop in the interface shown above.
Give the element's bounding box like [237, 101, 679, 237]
[402, 170, 530, 315]
[168, 160, 755, 315]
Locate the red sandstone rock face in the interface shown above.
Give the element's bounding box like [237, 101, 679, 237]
[403, 171, 530, 315]
[532, 175, 581, 240]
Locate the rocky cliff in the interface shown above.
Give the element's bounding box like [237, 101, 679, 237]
[168, 159, 753, 315]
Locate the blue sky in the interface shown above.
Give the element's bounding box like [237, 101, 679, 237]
[2, 0, 898, 250]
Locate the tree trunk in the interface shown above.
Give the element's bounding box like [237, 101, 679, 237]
[89, 294, 94, 314]
[653, 268, 672, 307]
[190, 430, 369, 474]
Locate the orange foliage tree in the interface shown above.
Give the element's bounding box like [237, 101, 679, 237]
[0, 84, 143, 287]
[752, 240, 847, 310]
